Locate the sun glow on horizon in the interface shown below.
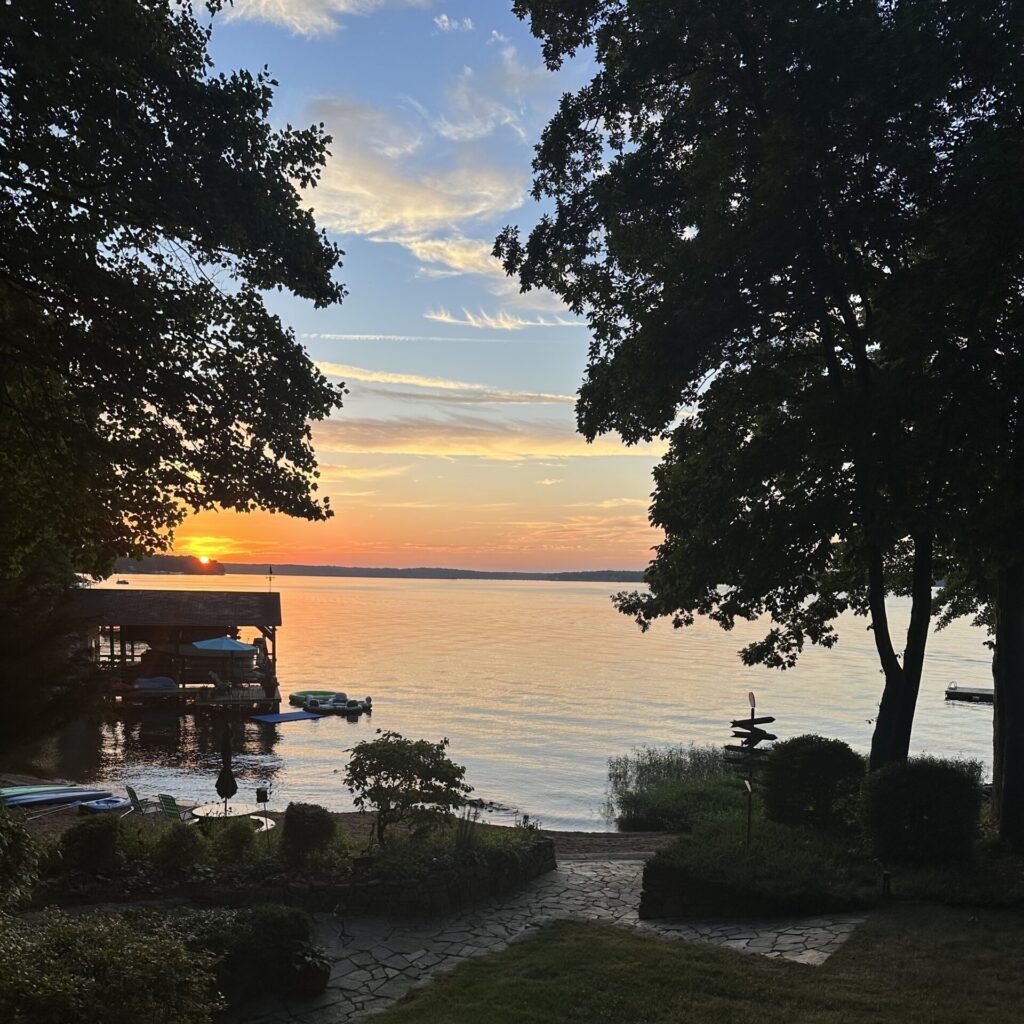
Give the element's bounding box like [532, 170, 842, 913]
[198, 555, 211, 565]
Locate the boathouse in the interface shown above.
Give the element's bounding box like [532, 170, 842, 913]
[68, 589, 281, 691]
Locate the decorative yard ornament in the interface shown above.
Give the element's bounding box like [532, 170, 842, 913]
[725, 693, 776, 847]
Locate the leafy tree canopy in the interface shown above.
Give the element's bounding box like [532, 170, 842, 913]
[0, 0, 346, 578]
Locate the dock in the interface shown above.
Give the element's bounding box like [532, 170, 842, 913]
[69, 589, 283, 713]
[945, 682, 994, 704]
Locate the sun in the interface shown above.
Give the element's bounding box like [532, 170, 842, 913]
[198, 555, 210, 565]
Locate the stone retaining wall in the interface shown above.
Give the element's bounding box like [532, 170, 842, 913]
[197, 837, 558, 916]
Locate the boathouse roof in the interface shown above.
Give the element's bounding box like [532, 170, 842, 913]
[68, 589, 282, 628]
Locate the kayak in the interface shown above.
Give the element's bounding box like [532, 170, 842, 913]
[80, 796, 132, 814]
[0, 785, 76, 799]
[3, 788, 114, 808]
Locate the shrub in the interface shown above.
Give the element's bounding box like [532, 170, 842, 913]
[142, 903, 314, 1001]
[59, 814, 122, 876]
[639, 814, 874, 919]
[607, 744, 733, 832]
[614, 777, 740, 832]
[345, 731, 473, 843]
[763, 734, 865, 830]
[211, 816, 257, 863]
[151, 822, 207, 875]
[863, 757, 983, 864]
[0, 909, 218, 1024]
[281, 802, 336, 864]
[0, 802, 37, 909]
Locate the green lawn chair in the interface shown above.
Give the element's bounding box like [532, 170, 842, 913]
[157, 794, 198, 825]
[123, 785, 160, 817]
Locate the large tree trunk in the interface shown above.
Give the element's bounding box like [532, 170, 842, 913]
[867, 534, 933, 770]
[993, 562, 1024, 848]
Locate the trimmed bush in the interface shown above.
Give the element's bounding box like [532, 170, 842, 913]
[59, 814, 122, 876]
[863, 757, 983, 864]
[281, 802, 336, 864]
[0, 909, 218, 1024]
[151, 822, 207, 875]
[639, 814, 874, 918]
[211, 816, 257, 862]
[0, 802, 37, 909]
[763, 735, 865, 830]
[141, 903, 314, 1001]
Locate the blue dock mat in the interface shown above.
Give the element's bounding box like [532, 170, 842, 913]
[249, 710, 322, 724]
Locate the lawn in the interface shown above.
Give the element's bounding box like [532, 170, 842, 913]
[374, 904, 1024, 1024]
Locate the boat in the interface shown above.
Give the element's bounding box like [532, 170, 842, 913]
[3, 787, 114, 808]
[79, 796, 132, 814]
[115, 578, 130, 585]
[307, 693, 372, 716]
[288, 689, 337, 707]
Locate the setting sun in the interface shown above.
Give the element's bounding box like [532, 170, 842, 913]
[198, 555, 210, 565]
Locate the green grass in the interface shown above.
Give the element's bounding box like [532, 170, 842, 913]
[375, 905, 1024, 1024]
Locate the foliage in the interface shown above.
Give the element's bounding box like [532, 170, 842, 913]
[0, 803, 37, 910]
[607, 744, 734, 831]
[763, 735, 865, 830]
[0, 909, 218, 1024]
[642, 814, 874, 918]
[863, 758, 983, 864]
[58, 814, 124, 876]
[345, 731, 473, 844]
[497, 0, 1023, 777]
[210, 816, 257, 863]
[371, 908, 1024, 1024]
[281, 802, 336, 864]
[151, 822, 208, 875]
[137, 903, 314, 1001]
[0, 0, 347, 582]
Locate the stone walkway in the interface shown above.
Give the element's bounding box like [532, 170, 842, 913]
[236, 859, 866, 1024]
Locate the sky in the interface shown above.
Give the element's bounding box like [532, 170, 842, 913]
[173, 0, 665, 572]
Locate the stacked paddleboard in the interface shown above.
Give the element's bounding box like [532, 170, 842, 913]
[1, 784, 114, 809]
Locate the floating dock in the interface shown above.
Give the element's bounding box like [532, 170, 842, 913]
[945, 682, 994, 704]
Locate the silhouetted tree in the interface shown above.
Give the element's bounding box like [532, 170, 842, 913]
[498, 0, 1023, 838]
[0, 0, 346, 580]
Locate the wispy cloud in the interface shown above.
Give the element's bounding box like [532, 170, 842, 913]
[313, 415, 667, 461]
[536, 478, 563, 486]
[225, 0, 392, 36]
[434, 14, 473, 32]
[309, 99, 525, 237]
[316, 463, 413, 481]
[316, 361, 575, 405]
[424, 308, 586, 331]
[565, 497, 650, 509]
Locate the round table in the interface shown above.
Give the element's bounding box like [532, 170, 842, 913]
[191, 801, 265, 819]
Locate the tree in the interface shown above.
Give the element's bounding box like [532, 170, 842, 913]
[0, 0, 346, 581]
[344, 731, 473, 844]
[497, 0, 1021, 817]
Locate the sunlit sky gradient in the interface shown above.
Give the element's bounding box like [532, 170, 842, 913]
[174, 1, 664, 571]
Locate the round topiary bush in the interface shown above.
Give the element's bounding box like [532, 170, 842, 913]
[59, 814, 123, 876]
[281, 802, 335, 865]
[763, 734, 865, 830]
[152, 822, 207, 875]
[863, 757, 983, 864]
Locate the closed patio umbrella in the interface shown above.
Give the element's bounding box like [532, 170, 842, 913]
[215, 724, 238, 816]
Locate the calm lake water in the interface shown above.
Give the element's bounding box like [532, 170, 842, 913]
[8, 574, 996, 830]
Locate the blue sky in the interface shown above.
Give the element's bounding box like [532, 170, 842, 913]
[177, 1, 664, 571]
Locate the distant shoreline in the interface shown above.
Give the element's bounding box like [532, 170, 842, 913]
[114, 555, 645, 584]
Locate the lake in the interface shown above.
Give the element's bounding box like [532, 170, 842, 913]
[7, 574, 995, 830]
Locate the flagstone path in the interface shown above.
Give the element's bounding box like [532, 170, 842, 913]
[234, 858, 867, 1024]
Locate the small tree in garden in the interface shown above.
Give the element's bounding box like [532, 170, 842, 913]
[344, 731, 473, 844]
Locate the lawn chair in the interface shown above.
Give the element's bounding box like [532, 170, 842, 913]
[122, 784, 160, 817]
[157, 794, 198, 825]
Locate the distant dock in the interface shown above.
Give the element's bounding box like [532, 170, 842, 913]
[945, 682, 994, 704]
